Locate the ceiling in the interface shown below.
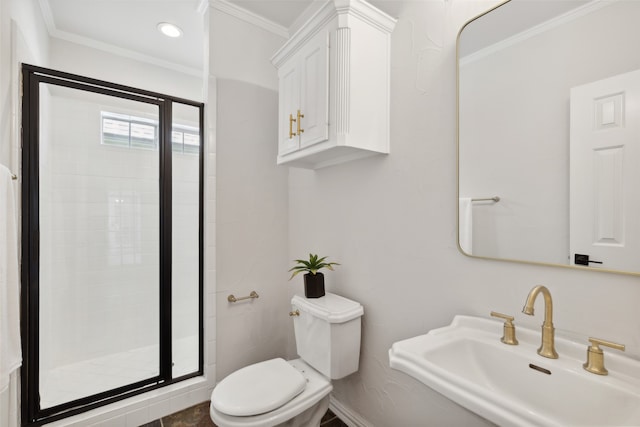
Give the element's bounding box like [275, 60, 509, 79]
[40, 0, 313, 75]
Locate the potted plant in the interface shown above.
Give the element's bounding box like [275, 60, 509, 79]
[289, 253, 340, 298]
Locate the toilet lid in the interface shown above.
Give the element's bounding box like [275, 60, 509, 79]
[212, 358, 307, 417]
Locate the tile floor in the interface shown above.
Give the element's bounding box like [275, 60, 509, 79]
[140, 402, 348, 427]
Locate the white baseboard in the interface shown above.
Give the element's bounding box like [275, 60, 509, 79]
[329, 395, 373, 427]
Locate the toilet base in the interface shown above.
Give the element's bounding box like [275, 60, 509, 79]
[273, 395, 329, 427]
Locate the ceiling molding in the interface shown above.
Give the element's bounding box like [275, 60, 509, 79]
[52, 29, 203, 77]
[38, 0, 56, 34]
[460, 0, 610, 66]
[197, 0, 209, 15]
[38, 0, 203, 77]
[208, 0, 289, 38]
[272, 0, 396, 67]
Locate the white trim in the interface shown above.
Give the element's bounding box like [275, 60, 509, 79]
[208, 0, 289, 38]
[329, 395, 373, 427]
[460, 0, 612, 66]
[334, 0, 397, 34]
[197, 0, 209, 15]
[51, 28, 203, 77]
[38, 0, 56, 34]
[38, 0, 203, 77]
[44, 377, 212, 427]
[271, 0, 396, 68]
[271, 1, 336, 68]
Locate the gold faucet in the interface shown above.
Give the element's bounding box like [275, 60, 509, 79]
[522, 285, 558, 359]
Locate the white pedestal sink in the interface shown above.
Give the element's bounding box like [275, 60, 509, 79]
[389, 315, 640, 426]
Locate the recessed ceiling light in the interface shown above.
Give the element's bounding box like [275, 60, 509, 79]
[157, 22, 183, 38]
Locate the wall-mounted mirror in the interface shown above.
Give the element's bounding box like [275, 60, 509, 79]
[458, 0, 640, 275]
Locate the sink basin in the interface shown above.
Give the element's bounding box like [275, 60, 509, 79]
[389, 315, 640, 426]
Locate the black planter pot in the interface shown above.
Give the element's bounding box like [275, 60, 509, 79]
[303, 272, 325, 298]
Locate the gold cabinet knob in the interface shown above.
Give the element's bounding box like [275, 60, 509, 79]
[583, 337, 625, 375]
[289, 309, 300, 317]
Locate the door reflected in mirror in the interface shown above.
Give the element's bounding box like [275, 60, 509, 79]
[457, 0, 640, 275]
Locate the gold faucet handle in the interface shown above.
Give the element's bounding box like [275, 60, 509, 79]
[589, 337, 625, 351]
[490, 311, 519, 345]
[491, 311, 514, 322]
[583, 337, 625, 375]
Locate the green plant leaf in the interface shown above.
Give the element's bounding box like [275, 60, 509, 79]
[288, 254, 340, 281]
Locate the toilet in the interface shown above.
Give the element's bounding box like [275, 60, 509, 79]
[210, 292, 364, 427]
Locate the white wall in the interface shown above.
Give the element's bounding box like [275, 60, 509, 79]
[208, 8, 284, 91]
[285, 0, 640, 425]
[0, 1, 49, 426]
[207, 5, 290, 381]
[215, 79, 289, 380]
[50, 39, 203, 102]
[460, 0, 640, 263]
[0, 0, 49, 174]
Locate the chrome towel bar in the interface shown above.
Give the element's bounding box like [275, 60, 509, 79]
[227, 291, 259, 303]
[471, 196, 500, 202]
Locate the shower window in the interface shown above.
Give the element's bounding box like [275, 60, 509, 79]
[172, 124, 200, 154]
[101, 111, 159, 149]
[101, 111, 201, 154]
[21, 65, 204, 426]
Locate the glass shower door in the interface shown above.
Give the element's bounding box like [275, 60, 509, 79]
[37, 83, 162, 409]
[171, 101, 202, 379]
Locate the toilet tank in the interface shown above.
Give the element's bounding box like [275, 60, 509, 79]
[291, 293, 364, 379]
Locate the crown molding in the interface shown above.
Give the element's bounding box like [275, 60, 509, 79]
[38, 0, 56, 35]
[271, 0, 396, 68]
[197, 0, 209, 15]
[208, 0, 289, 38]
[460, 0, 611, 66]
[334, 0, 396, 34]
[52, 29, 203, 77]
[38, 0, 202, 77]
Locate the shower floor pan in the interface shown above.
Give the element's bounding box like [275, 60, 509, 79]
[39, 336, 199, 409]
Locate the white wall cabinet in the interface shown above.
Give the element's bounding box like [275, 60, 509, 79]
[278, 31, 329, 156]
[271, 0, 396, 169]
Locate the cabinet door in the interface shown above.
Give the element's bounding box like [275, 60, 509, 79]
[298, 31, 329, 149]
[279, 61, 300, 156]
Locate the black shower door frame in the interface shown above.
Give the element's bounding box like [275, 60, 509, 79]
[21, 64, 204, 426]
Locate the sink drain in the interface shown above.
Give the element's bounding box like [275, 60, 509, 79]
[529, 363, 552, 375]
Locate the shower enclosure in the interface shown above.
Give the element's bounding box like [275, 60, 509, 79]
[21, 65, 203, 426]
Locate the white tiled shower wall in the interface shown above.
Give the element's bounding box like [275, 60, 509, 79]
[40, 94, 161, 369]
[39, 89, 207, 423]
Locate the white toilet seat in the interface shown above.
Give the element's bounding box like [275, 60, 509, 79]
[212, 358, 307, 416]
[210, 359, 332, 427]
